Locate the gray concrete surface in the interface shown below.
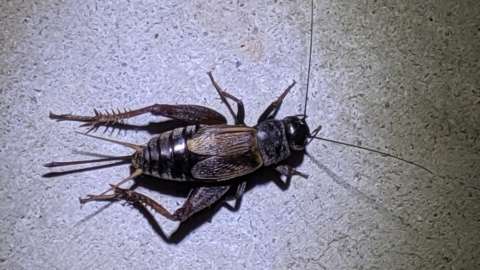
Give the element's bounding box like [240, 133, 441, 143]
[1, 0, 479, 269]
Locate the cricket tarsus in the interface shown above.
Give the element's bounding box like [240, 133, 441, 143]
[49, 112, 95, 122]
[79, 169, 143, 204]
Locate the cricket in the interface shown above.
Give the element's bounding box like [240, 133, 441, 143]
[44, 0, 433, 226]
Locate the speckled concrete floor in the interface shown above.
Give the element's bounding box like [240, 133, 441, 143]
[1, 1, 479, 269]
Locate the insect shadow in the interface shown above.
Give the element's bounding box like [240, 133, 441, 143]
[118, 150, 304, 243]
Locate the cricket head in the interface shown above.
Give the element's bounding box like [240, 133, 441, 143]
[283, 116, 312, 151]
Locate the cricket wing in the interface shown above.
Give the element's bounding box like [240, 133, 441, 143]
[191, 152, 263, 181]
[187, 125, 258, 156]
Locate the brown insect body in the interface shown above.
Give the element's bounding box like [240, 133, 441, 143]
[132, 124, 262, 182]
[126, 116, 306, 182]
[45, 72, 313, 224]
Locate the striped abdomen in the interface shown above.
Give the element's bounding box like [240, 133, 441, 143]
[137, 125, 198, 181]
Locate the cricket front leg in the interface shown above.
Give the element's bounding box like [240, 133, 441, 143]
[257, 80, 296, 123]
[207, 71, 245, 125]
[272, 165, 308, 190]
[50, 104, 227, 132]
[275, 165, 308, 179]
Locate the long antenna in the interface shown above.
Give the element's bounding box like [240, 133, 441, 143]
[311, 136, 434, 174]
[303, 0, 314, 116]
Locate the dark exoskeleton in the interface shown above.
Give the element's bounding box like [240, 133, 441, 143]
[46, 72, 317, 223]
[45, 0, 433, 228]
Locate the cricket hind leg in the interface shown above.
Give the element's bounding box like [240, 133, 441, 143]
[50, 104, 227, 132]
[207, 72, 245, 125]
[172, 185, 231, 222]
[80, 185, 178, 221]
[83, 185, 230, 223]
[79, 169, 143, 204]
[257, 80, 296, 123]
